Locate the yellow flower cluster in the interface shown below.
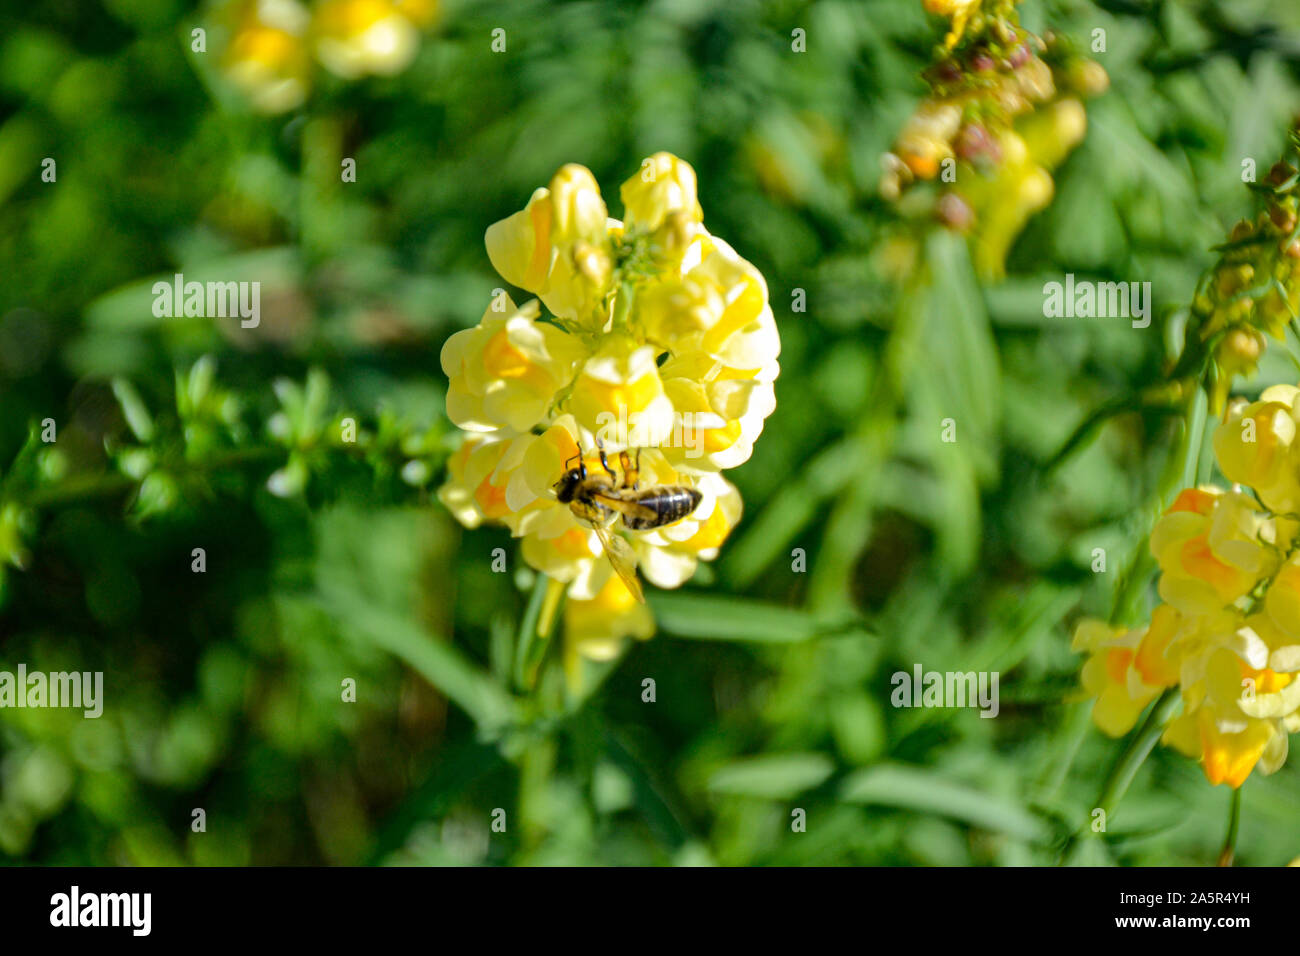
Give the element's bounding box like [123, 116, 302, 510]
[883, 0, 1107, 277]
[439, 154, 779, 661]
[218, 0, 439, 113]
[1191, 147, 1300, 414]
[1075, 386, 1300, 787]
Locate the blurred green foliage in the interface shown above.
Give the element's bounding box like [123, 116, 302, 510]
[2, 0, 1300, 866]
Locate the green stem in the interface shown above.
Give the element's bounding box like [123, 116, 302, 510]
[21, 447, 282, 508]
[1217, 786, 1241, 867]
[513, 572, 551, 691]
[1060, 688, 1181, 864]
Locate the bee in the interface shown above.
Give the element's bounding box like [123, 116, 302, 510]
[553, 446, 703, 603]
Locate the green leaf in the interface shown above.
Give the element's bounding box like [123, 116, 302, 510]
[708, 753, 836, 799]
[839, 763, 1049, 843]
[324, 598, 520, 736]
[650, 592, 826, 642]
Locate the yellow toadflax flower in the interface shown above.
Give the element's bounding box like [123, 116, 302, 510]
[440, 297, 587, 433]
[1213, 387, 1300, 514]
[439, 154, 776, 668]
[1148, 487, 1279, 616]
[1072, 610, 1179, 738]
[1075, 382, 1300, 787]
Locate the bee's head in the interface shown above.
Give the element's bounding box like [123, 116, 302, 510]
[553, 462, 585, 503]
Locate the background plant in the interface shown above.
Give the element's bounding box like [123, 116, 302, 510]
[2, 0, 1300, 865]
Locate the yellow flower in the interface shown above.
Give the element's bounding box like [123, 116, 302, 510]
[892, 102, 962, 182]
[1149, 487, 1276, 614]
[520, 525, 609, 596]
[313, 0, 420, 79]
[222, 0, 313, 114]
[1073, 611, 1179, 737]
[1214, 388, 1300, 512]
[921, 0, 982, 49]
[640, 234, 780, 471]
[568, 337, 676, 451]
[620, 152, 703, 235]
[1265, 558, 1300, 645]
[440, 297, 585, 433]
[485, 164, 615, 326]
[564, 574, 655, 663]
[441, 154, 775, 615]
[436, 433, 529, 528]
[1163, 634, 1296, 788]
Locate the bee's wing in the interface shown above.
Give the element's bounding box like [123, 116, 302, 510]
[591, 491, 658, 524]
[592, 523, 645, 604]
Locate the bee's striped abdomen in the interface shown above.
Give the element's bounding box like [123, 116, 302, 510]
[621, 486, 703, 530]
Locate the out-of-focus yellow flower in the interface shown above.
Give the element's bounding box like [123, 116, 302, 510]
[1149, 487, 1277, 615]
[966, 103, 1086, 279]
[222, 0, 313, 114]
[1265, 558, 1300, 645]
[1163, 630, 1297, 788]
[1077, 381, 1300, 786]
[562, 574, 655, 688]
[392, 0, 439, 28]
[1214, 388, 1300, 513]
[893, 103, 963, 183]
[216, 0, 439, 111]
[440, 297, 586, 433]
[312, 0, 421, 78]
[1073, 610, 1179, 737]
[922, 0, 983, 49]
[882, 3, 1104, 277]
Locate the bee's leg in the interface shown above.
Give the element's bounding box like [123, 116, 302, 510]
[618, 451, 637, 490]
[634, 449, 641, 490]
[596, 438, 615, 478]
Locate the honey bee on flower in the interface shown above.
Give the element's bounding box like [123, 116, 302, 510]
[439, 154, 775, 665]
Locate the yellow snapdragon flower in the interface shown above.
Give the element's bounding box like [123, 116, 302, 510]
[1076, 375, 1300, 786]
[439, 154, 776, 662]
[1149, 488, 1277, 615]
[1073, 609, 1179, 737]
[1214, 388, 1300, 513]
[485, 165, 616, 328]
[440, 298, 586, 433]
[1163, 624, 1297, 788]
[568, 338, 677, 449]
[620, 152, 703, 234]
